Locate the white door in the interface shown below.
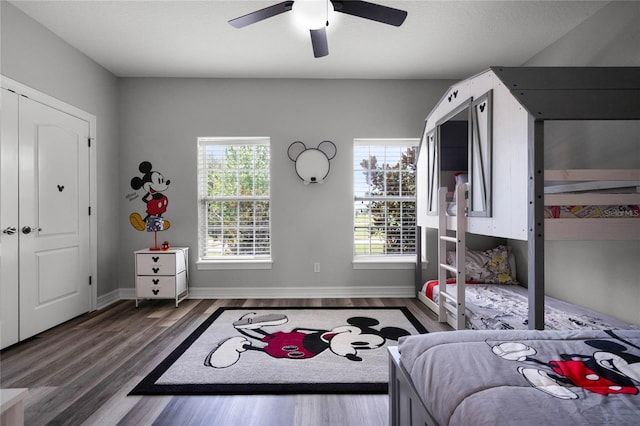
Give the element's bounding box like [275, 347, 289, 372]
[18, 96, 91, 340]
[0, 89, 20, 348]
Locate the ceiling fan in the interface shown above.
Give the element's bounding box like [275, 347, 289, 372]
[228, 0, 408, 58]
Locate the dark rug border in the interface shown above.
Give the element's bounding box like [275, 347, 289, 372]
[129, 306, 427, 396]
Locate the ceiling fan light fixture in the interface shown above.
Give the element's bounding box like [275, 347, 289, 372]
[292, 0, 333, 29]
[228, 0, 407, 58]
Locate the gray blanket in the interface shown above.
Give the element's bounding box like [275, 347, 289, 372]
[399, 329, 640, 425]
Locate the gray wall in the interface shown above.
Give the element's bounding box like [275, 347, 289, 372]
[1, 2, 121, 298]
[118, 78, 453, 295]
[514, 0, 640, 325]
[525, 0, 640, 68]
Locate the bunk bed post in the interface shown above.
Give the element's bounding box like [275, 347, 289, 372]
[437, 188, 449, 323]
[528, 119, 545, 330]
[415, 225, 422, 295]
[454, 183, 467, 330]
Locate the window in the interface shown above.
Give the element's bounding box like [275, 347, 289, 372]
[197, 138, 271, 267]
[354, 139, 418, 264]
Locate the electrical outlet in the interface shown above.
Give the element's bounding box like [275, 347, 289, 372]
[314, 262, 320, 273]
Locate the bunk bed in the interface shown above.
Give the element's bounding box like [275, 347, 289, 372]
[416, 170, 639, 330]
[414, 66, 640, 330]
[389, 66, 640, 425]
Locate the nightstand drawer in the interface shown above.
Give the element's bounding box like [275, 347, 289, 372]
[136, 273, 186, 298]
[136, 252, 186, 275]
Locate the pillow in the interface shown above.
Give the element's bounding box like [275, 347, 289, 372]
[447, 245, 518, 284]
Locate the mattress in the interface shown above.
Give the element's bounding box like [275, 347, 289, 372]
[398, 329, 640, 426]
[422, 280, 634, 330]
[545, 204, 640, 219]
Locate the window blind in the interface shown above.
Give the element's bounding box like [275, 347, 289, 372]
[354, 138, 418, 256]
[197, 137, 271, 260]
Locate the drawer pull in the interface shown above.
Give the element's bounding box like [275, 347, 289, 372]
[152, 256, 159, 262]
[152, 268, 160, 274]
[152, 279, 159, 285]
[152, 289, 159, 295]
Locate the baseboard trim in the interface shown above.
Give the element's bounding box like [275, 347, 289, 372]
[188, 285, 416, 299]
[102, 285, 415, 304]
[97, 288, 134, 309]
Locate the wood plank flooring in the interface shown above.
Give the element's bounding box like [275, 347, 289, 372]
[0, 298, 450, 426]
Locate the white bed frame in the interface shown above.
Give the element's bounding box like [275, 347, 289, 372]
[415, 67, 640, 330]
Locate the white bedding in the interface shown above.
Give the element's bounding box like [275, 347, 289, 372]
[424, 282, 634, 330]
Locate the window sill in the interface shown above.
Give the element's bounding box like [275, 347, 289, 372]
[352, 256, 416, 270]
[197, 259, 273, 270]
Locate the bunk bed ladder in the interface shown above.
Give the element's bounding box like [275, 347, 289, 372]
[437, 184, 467, 330]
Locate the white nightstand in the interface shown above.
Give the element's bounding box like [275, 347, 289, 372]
[135, 247, 189, 307]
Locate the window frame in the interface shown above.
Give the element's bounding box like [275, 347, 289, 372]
[353, 138, 419, 270]
[196, 137, 272, 270]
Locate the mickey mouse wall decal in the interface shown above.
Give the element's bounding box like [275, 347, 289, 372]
[129, 161, 171, 232]
[287, 140, 337, 184]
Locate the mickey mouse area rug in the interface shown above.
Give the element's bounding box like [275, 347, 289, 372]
[129, 307, 427, 395]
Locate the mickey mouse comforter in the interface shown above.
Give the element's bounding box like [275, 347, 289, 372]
[398, 329, 640, 425]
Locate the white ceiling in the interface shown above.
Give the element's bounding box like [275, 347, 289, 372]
[9, 0, 609, 79]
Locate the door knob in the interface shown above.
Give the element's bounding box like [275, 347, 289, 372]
[2, 226, 17, 235]
[22, 226, 41, 234]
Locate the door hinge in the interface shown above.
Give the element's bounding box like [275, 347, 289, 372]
[89, 275, 92, 285]
[88, 206, 91, 216]
[88, 137, 93, 147]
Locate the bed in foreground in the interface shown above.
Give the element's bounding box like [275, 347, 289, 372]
[389, 329, 640, 425]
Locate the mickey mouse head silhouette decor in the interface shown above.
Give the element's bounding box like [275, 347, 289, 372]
[287, 141, 337, 184]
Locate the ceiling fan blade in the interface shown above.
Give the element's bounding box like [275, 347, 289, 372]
[310, 27, 329, 58]
[330, 0, 407, 26]
[229, 1, 294, 28]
